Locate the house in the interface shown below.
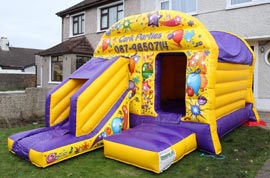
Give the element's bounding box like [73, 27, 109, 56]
[37, 0, 270, 113]
[0, 37, 43, 91]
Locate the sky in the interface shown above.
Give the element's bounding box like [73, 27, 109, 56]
[0, 0, 83, 50]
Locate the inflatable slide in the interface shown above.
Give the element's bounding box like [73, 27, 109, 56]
[8, 10, 260, 173]
[8, 57, 132, 167]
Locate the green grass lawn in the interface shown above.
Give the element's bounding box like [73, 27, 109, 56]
[1, 124, 269, 178]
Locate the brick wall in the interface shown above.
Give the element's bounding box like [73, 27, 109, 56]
[0, 87, 51, 128]
[0, 74, 36, 91]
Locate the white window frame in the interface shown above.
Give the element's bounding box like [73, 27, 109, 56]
[160, 0, 169, 10]
[49, 56, 62, 84]
[69, 11, 85, 37]
[226, 0, 270, 9]
[158, 0, 197, 15]
[265, 49, 270, 66]
[97, 1, 124, 33]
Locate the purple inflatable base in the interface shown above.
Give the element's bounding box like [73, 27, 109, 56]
[130, 103, 254, 154]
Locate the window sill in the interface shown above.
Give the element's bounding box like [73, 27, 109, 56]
[96, 29, 107, 34]
[69, 33, 85, 38]
[187, 11, 198, 16]
[48, 81, 61, 85]
[226, 0, 270, 10]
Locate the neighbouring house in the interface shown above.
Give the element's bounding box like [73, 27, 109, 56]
[0, 37, 43, 91]
[36, 0, 270, 115]
[36, 36, 94, 88]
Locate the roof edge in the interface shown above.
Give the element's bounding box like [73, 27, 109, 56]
[56, 0, 115, 17]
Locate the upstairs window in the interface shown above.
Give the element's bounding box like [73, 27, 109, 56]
[161, 1, 169, 9]
[50, 56, 63, 82]
[76, 55, 91, 69]
[227, 0, 270, 8]
[99, 3, 123, 31]
[160, 0, 197, 14]
[231, 0, 252, 4]
[71, 13, 85, 36]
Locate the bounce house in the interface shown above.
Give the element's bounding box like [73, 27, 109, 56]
[8, 10, 260, 173]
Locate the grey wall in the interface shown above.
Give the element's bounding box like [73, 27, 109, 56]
[0, 87, 51, 128]
[0, 74, 36, 91]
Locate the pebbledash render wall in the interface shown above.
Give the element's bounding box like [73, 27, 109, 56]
[0, 87, 51, 128]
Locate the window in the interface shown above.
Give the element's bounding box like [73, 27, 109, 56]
[72, 13, 85, 36]
[100, 3, 123, 30]
[227, 0, 270, 8]
[231, 0, 251, 4]
[161, 1, 169, 9]
[160, 0, 197, 14]
[76, 55, 91, 69]
[51, 56, 63, 82]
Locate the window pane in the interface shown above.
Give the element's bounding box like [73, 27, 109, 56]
[231, 0, 252, 4]
[73, 22, 78, 35]
[109, 6, 117, 26]
[101, 15, 108, 29]
[76, 56, 90, 69]
[118, 11, 124, 20]
[81, 18, 84, 33]
[102, 9, 108, 14]
[161, 1, 169, 10]
[118, 4, 123, 11]
[51, 57, 63, 82]
[78, 21, 82, 34]
[172, 0, 196, 13]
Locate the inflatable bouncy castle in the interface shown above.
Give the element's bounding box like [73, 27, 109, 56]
[8, 10, 260, 173]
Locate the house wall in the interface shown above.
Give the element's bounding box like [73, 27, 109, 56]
[196, 2, 270, 38]
[35, 55, 43, 87]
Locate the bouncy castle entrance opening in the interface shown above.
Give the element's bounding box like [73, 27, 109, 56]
[155, 53, 187, 116]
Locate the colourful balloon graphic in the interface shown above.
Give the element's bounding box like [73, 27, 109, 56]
[187, 73, 201, 96]
[142, 63, 153, 79]
[111, 117, 123, 134]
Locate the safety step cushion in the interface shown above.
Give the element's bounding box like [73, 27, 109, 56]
[103, 123, 197, 173]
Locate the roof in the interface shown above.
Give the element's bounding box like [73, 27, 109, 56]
[56, 0, 120, 17]
[38, 36, 94, 57]
[0, 47, 43, 69]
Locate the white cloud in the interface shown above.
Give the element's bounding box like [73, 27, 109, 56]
[0, 0, 82, 49]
